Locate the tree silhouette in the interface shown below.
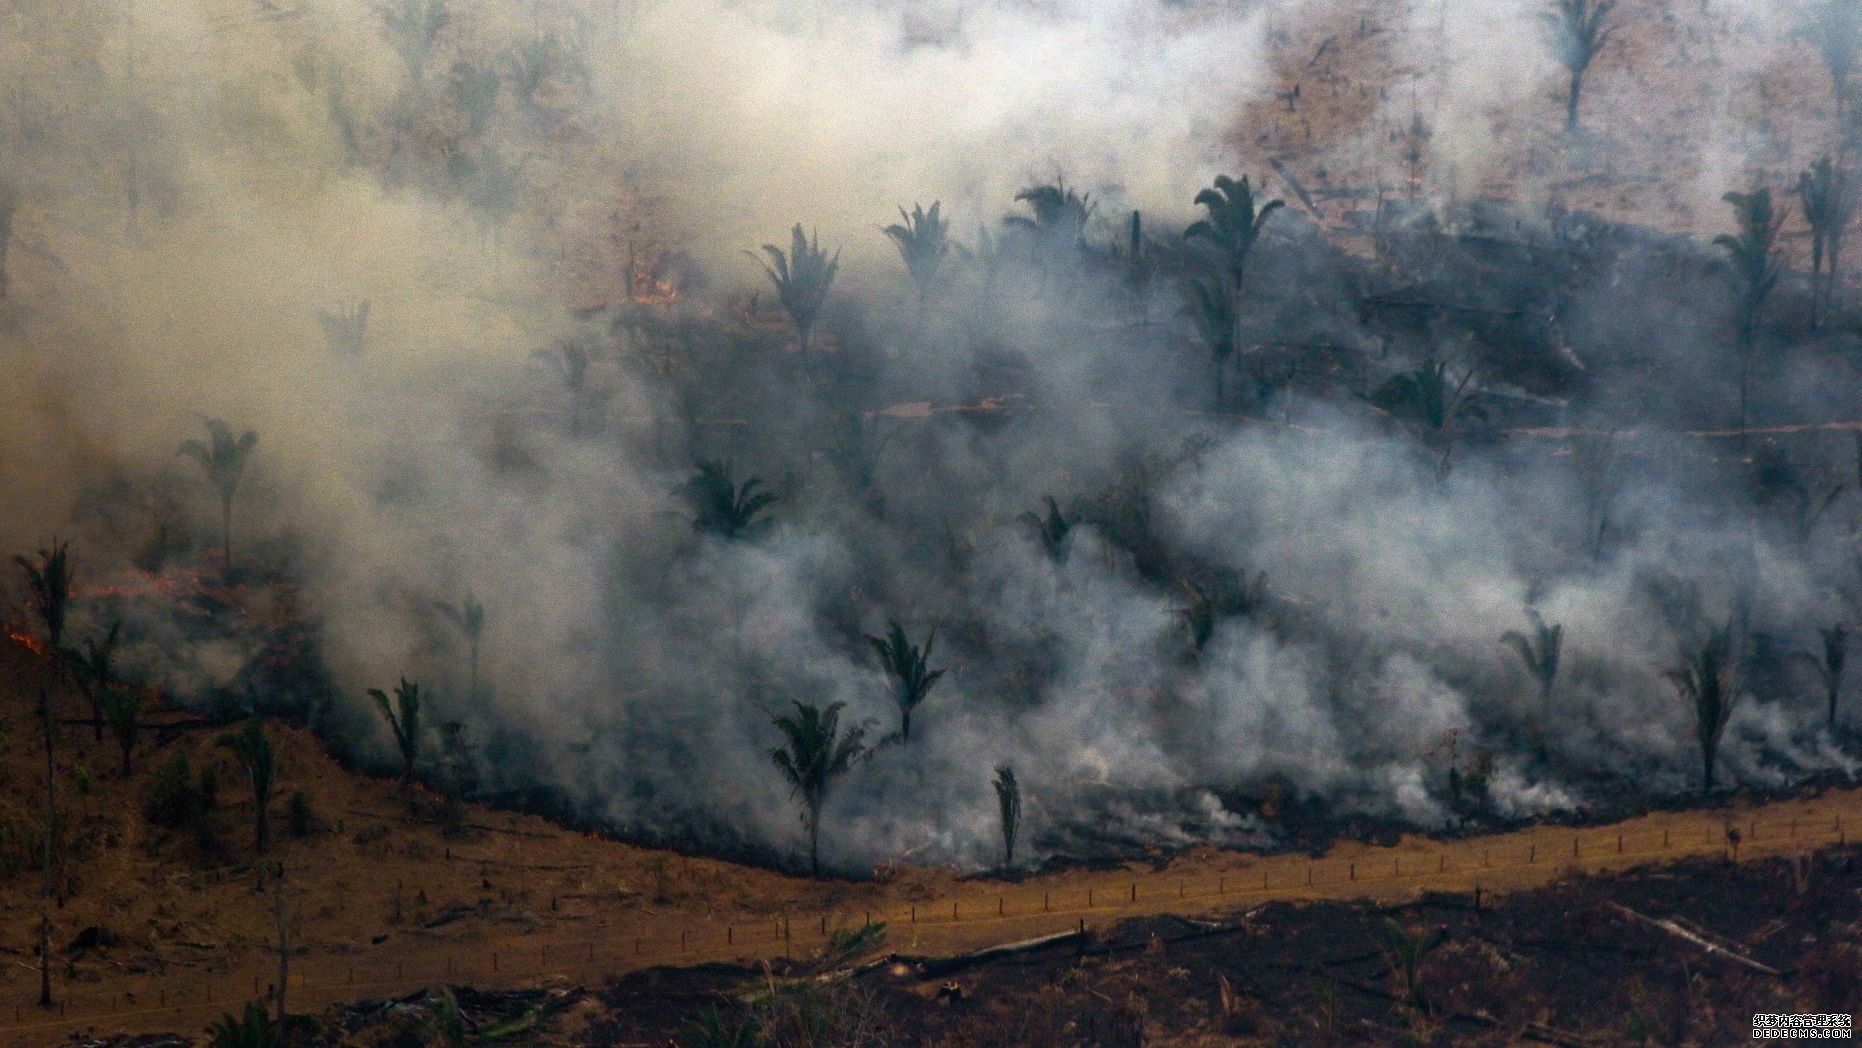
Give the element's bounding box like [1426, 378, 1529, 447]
[0, 176, 18, 299]
[1179, 275, 1240, 410]
[218, 718, 277, 852]
[433, 594, 485, 702]
[316, 300, 369, 357]
[367, 678, 422, 787]
[1797, 157, 1854, 328]
[533, 341, 605, 437]
[378, 0, 450, 84]
[101, 685, 140, 777]
[13, 540, 73, 659]
[65, 621, 120, 743]
[684, 460, 778, 540]
[1176, 572, 1269, 657]
[1018, 495, 1074, 563]
[205, 1000, 281, 1048]
[1715, 189, 1784, 444]
[1501, 610, 1563, 753]
[1540, 0, 1616, 131]
[1800, 623, 1847, 727]
[750, 225, 840, 371]
[993, 764, 1021, 869]
[1006, 179, 1095, 261]
[882, 201, 951, 309]
[1369, 359, 1488, 478]
[768, 700, 868, 877]
[864, 620, 946, 742]
[1185, 174, 1283, 296]
[1798, 0, 1862, 119]
[1665, 625, 1739, 791]
[178, 419, 258, 575]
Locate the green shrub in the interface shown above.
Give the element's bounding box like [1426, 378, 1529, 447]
[287, 790, 316, 839]
[146, 753, 217, 831]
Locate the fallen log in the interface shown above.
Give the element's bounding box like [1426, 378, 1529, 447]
[911, 929, 1087, 979]
[1607, 903, 1786, 976]
[1270, 158, 1325, 221]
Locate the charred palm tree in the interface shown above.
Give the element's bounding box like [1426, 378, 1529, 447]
[750, 225, 840, 372]
[768, 700, 869, 877]
[378, 0, 450, 84]
[218, 718, 277, 853]
[1180, 274, 1240, 410]
[1665, 625, 1739, 792]
[1007, 180, 1094, 250]
[1798, 0, 1862, 120]
[1501, 610, 1563, 752]
[1797, 157, 1854, 328]
[367, 678, 422, 787]
[684, 460, 778, 539]
[865, 620, 946, 743]
[178, 419, 259, 576]
[1018, 495, 1074, 563]
[1715, 189, 1784, 446]
[882, 201, 951, 310]
[65, 621, 120, 742]
[13, 540, 73, 658]
[1540, 0, 1616, 131]
[433, 594, 485, 702]
[1185, 174, 1283, 297]
[993, 764, 1021, 869]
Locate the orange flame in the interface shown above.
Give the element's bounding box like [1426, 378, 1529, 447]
[4, 623, 50, 658]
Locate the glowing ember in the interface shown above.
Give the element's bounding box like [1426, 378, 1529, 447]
[4, 623, 50, 658]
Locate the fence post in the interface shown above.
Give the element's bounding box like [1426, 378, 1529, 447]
[681, 930, 687, 951]
[999, 896, 1005, 916]
[1529, 845, 1536, 864]
[1572, 837, 1579, 858]
[1349, 863, 1355, 881]
[1438, 853, 1445, 873]
[727, 927, 733, 945]
[1308, 864, 1314, 885]
[1132, 883, 1138, 902]
[1043, 893, 1049, 912]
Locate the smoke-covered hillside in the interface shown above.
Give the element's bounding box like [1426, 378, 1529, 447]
[4, 0, 1862, 875]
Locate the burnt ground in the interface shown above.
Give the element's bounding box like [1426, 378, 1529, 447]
[130, 845, 1852, 1047]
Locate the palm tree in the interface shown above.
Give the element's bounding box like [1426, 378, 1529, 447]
[1540, 0, 1617, 131]
[993, 764, 1021, 869]
[750, 225, 840, 371]
[882, 201, 951, 309]
[1798, 0, 1862, 120]
[1800, 623, 1847, 727]
[1797, 157, 1855, 328]
[178, 419, 259, 575]
[13, 540, 73, 656]
[768, 700, 869, 877]
[864, 620, 946, 742]
[218, 718, 277, 852]
[533, 341, 601, 437]
[684, 460, 778, 539]
[1176, 572, 1269, 656]
[1369, 360, 1487, 478]
[1715, 189, 1783, 444]
[1179, 275, 1240, 409]
[65, 621, 120, 742]
[433, 593, 485, 702]
[315, 299, 369, 357]
[101, 686, 140, 777]
[205, 1000, 282, 1048]
[1501, 610, 1563, 752]
[1665, 625, 1739, 791]
[367, 678, 422, 787]
[1185, 174, 1283, 296]
[1018, 495, 1074, 563]
[1006, 179, 1095, 263]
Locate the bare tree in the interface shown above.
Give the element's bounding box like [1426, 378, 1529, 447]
[218, 718, 277, 852]
[433, 594, 485, 702]
[1540, 0, 1617, 131]
[1798, 623, 1847, 727]
[13, 540, 73, 655]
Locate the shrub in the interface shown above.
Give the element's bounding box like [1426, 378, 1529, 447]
[287, 790, 317, 839]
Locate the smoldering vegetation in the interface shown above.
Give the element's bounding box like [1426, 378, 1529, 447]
[4, 0, 1862, 877]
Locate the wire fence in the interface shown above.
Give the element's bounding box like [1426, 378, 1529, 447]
[0, 809, 1850, 1040]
